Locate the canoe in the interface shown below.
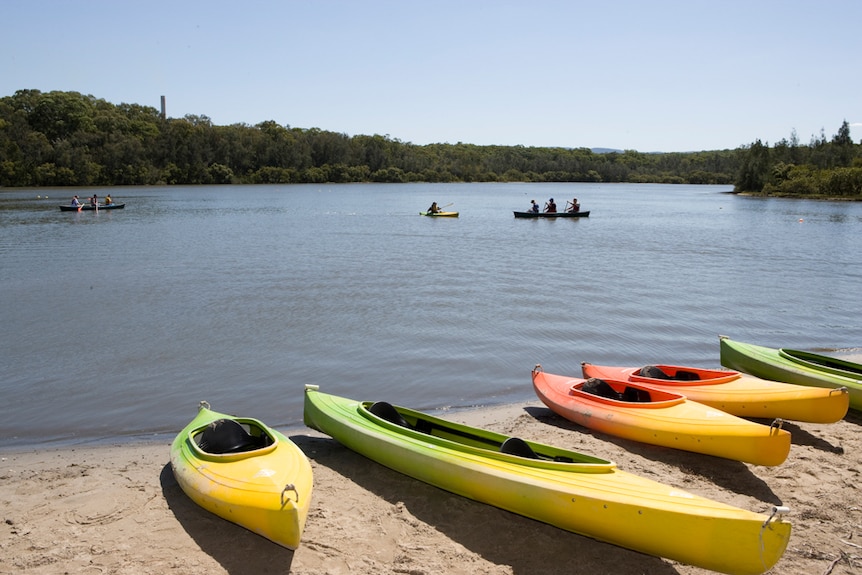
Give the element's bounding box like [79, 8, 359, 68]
[581, 362, 849, 423]
[170, 401, 313, 549]
[420, 211, 459, 217]
[532, 366, 791, 466]
[302, 385, 790, 575]
[513, 210, 590, 218]
[59, 203, 125, 211]
[720, 336, 862, 411]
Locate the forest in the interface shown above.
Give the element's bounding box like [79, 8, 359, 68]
[1, 89, 860, 198]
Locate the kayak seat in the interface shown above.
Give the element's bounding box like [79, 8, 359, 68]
[369, 401, 412, 430]
[674, 369, 700, 381]
[582, 378, 623, 400]
[622, 386, 652, 402]
[198, 419, 263, 454]
[640, 365, 671, 379]
[500, 437, 539, 459]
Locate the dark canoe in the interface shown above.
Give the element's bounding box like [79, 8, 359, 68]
[513, 210, 589, 218]
[59, 203, 126, 212]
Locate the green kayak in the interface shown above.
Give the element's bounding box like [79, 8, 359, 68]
[303, 385, 791, 575]
[719, 335, 862, 411]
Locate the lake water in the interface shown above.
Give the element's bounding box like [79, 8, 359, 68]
[2, 183, 861, 449]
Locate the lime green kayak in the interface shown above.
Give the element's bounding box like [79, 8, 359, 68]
[720, 336, 862, 411]
[303, 385, 790, 575]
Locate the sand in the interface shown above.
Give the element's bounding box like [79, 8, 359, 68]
[1, 402, 860, 575]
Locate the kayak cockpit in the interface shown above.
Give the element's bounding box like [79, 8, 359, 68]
[190, 417, 278, 460]
[358, 400, 615, 472]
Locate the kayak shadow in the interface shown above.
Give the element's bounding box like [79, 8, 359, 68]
[843, 408, 862, 427]
[522, 406, 783, 505]
[749, 418, 844, 454]
[293, 434, 681, 575]
[159, 463, 295, 575]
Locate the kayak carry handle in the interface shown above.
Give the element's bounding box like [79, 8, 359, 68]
[281, 483, 299, 506]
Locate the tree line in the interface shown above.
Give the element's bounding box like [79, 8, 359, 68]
[0, 89, 859, 198]
[735, 121, 862, 198]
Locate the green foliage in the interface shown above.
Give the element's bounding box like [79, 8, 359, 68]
[0, 88, 830, 190]
[735, 120, 862, 198]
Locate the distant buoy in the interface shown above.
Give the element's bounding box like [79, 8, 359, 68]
[36, 195, 41, 199]
[798, 218, 804, 223]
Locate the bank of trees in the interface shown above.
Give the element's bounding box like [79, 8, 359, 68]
[735, 121, 862, 198]
[1, 89, 859, 198]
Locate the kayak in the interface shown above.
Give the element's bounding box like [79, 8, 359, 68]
[720, 336, 862, 411]
[302, 385, 791, 575]
[581, 362, 849, 423]
[59, 203, 125, 211]
[420, 211, 459, 217]
[532, 366, 791, 466]
[513, 210, 590, 218]
[170, 401, 313, 549]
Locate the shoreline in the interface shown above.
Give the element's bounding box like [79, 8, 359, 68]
[2, 401, 860, 574]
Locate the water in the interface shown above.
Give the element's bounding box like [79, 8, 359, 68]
[2, 183, 861, 449]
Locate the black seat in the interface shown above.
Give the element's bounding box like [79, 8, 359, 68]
[500, 437, 539, 459]
[640, 365, 671, 379]
[582, 378, 623, 400]
[674, 369, 700, 381]
[369, 401, 411, 429]
[622, 386, 652, 402]
[198, 419, 262, 454]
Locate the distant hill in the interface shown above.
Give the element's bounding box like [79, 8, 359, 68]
[592, 147, 666, 155]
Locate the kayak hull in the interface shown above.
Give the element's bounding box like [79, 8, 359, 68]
[303, 385, 790, 575]
[513, 210, 590, 218]
[581, 362, 849, 423]
[719, 336, 862, 411]
[420, 211, 459, 217]
[170, 402, 313, 549]
[533, 367, 791, 466]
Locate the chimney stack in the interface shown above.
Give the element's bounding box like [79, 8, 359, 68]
[160, 95, 166, 119]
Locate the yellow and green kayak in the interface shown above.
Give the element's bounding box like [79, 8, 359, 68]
[170, 401, 313, 549]
[419, 211, 459, 217]
[303, 385, 790, 575]
[720, 335, 862, 411]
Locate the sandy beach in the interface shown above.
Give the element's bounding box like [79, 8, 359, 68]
[2, 402, 860, 575]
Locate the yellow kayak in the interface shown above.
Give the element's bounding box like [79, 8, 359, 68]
[303, 385, 791, 575]
[170, 401, 313, 549]
[533, 366, 791, 466]
[581, 362, 849, 423]
[420, 211, 459, 217]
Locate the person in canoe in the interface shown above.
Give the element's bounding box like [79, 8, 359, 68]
[70, 195, 81, 207]
[544, 198, 557, 213]
[104, 194, 113, 206]
[90, 194, 99, 207]
[427, 202, 441, 214]
[529, 199, 539, 213]
[566, 198, 580, 213]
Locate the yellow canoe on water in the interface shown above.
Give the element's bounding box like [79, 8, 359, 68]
[303, 385, 791, 575]
[581, 362, 849, 423]
[170, 401, 313, 549]
[533, 366, 792, 466]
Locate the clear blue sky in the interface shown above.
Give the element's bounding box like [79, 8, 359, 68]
[3, 0, 860, 152]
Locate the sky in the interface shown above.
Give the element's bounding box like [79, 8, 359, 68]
[2, 0, 860, 153]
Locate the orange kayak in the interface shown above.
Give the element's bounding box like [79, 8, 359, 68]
[581, 362, 849, 423]
[532, 366, 791, 466]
